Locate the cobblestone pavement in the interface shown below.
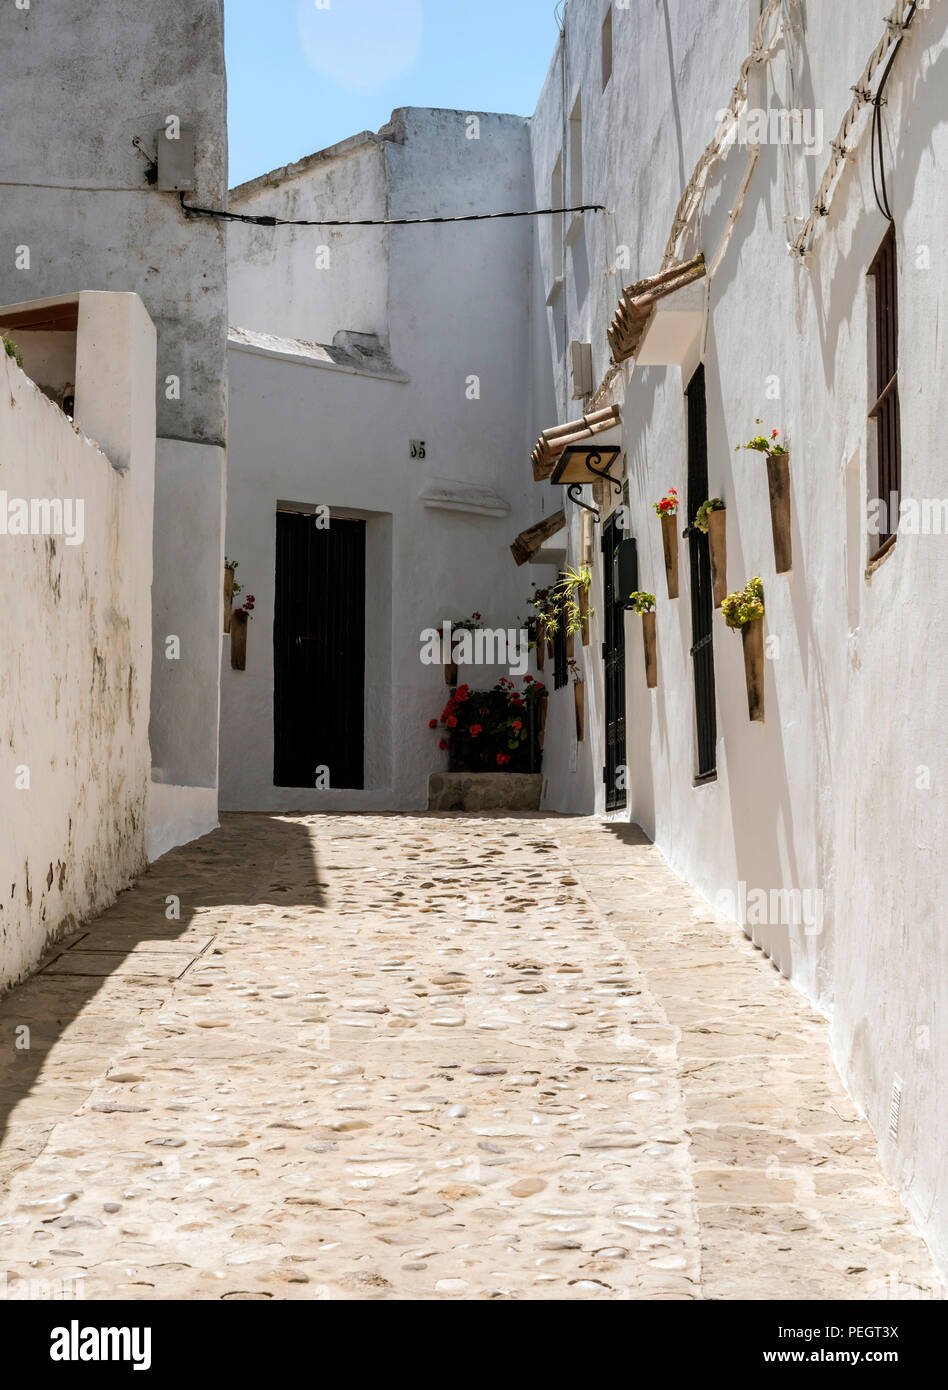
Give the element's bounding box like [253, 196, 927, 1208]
[0, 814, 940, 1301]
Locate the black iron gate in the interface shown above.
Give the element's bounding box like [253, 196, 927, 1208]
[274, 510, 366, 790]
[602, 513, 627, 811]
[686, 365, 717, 780]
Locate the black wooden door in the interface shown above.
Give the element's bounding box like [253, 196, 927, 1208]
[686, 365, 717, 780]
[274, 510, 365, 789]
[602, 514, 627, 811]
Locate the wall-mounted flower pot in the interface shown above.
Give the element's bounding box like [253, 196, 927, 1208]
[766, 452, 792, 573]
[741, 616, 765, 722]
[574, 680, 585, 742]
[642, 611, 658, 689]
[223, 566, 235, 634]
[660, 513, 679, 599]
[578, 583, 590, 646]
[444, 659, 458, 687]
[230, 610, 248, 671]
[708, 508, 727, 608]
[537, 691, 549, 750]
[536, 638, 545, 672]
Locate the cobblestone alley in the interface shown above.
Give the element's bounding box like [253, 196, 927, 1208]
[0, 814, 939, 1301]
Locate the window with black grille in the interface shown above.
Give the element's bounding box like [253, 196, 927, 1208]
[687, 365, 717, 781]
[868, 224, 901, 555]
[552, 590, 569, 690]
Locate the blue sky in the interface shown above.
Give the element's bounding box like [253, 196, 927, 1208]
[225, 0, 561, 188]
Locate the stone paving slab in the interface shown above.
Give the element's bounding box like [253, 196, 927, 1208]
[0, 813, 940, 1301]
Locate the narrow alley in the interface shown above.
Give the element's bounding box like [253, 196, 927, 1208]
[0, 814, 937, 1301]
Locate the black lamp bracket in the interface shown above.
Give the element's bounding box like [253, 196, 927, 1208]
[585, 449, 623, 496]
[566, 483, 600, 521]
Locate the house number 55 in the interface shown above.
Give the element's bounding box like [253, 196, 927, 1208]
[410, 439, 427, 459]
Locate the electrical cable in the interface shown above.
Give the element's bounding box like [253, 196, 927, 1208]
[179, 192, 605, 228]
[870, 2, 917, 221]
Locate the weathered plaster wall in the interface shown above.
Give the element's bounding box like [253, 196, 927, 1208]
[227, 136, 390, 346]
[0, 0, 229, 854]
[0, 294, 155, 991]
[530, 0, 948, 1272]
[222, 109, 540, 811]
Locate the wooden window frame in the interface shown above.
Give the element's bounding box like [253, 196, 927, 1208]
[868, 224, 901, 558]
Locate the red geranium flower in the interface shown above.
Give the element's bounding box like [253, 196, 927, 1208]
[470, 724, 483, 738]
[446, 716, 458, 729]
[439, 739, 448, 751]
[524, 675, 534, 683]
[512, 720, 522, 731]
[496, 752, 510, 766]
[429, 719, 438, 729]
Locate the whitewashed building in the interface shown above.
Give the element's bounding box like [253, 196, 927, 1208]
[222, 108, 543, 811]
[524, 0, 948, 1274]
[0, 0, 228, 983]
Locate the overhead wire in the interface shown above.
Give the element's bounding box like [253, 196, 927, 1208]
[179, 192, 605, 228]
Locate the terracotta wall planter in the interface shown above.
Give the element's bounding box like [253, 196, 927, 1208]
[223, 566, 235, 634]
[641, 611, 658, 689]
[660, 513, 679, 599]
[767, 452, 792, 573]
[537, 691, 549, 749]
[574, 680, 585, 742]
[230, 610, 248, 671]
[708, 508, 727, 608]
[444, 659, 458, 687]
[741, 616, 765, 722]
[536, 638, 545, 672]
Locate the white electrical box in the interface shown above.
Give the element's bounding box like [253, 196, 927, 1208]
[157, 126, 196, 191]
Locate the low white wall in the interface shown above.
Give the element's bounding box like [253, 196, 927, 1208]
[146, 782, 219, 863]
[0, 292, 155, 990]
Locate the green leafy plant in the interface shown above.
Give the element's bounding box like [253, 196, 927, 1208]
[735, 420, 787, 456]
[526, 583, 556, 644]
[627, 590, 656, 615]
[530, 566, 593, 640]
[3, 336, 24, 368]
[721, 576, 764, 629]
[224, 556, 243, 598]
[446, 611, 484, 633]
[694, 497, 725, 533]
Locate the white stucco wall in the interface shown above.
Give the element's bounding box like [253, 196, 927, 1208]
[227, 135, 390, 347]
[0, 0, 229, 854]
[222, 108, 542, 811]
[0, 293, 155, 991]
[529, 0, 948, 1273]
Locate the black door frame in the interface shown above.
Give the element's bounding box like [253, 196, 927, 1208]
[273, 508, 366, 790]
[601, 511, 628, 812]
[685, 364, 717, 781]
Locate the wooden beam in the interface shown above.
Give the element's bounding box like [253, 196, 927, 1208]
[510, 509, 566, 566]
